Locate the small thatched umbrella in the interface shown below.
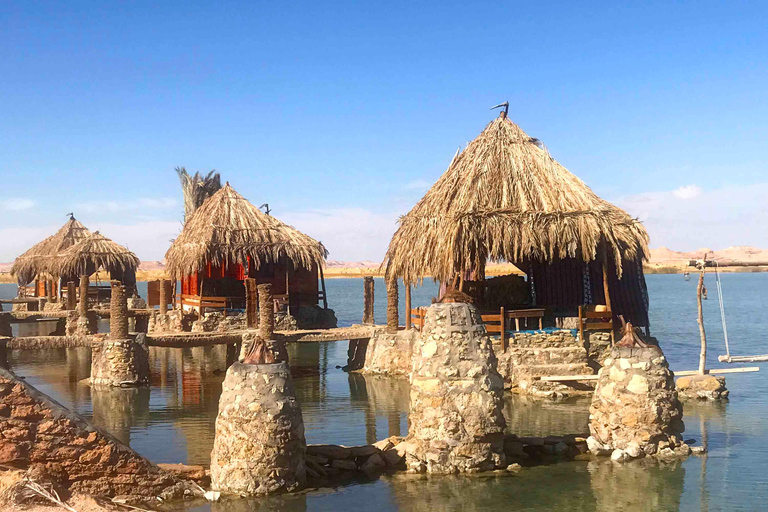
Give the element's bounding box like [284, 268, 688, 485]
[55, 231, 140, 281]
[11, 216, 91, 286]
[165, 183, 328, 280]
[384, 111, 649, 286]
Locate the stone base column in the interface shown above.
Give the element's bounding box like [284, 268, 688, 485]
[588, 346, 689, 460]
[90, 334, 150, 387]
[405, 302, 507, 474]
[210, 362, 306, 496]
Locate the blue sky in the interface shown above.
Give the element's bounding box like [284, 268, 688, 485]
[2, 1, 767, 261]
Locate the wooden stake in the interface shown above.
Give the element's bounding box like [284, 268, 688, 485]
[66, 281, 76, 311]
[405, 284, 412, 330]
[601, 243, 614, 344]
[362, 276, 375, 325]
[697, 259, 708, 375]
[159, 279, 168, 314]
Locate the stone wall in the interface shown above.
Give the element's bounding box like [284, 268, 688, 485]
[148, 310, 193, 333]
[0, 367, 195, 501]
[495, 330, 595, 399]
[90, 334, 149, 387]
[210, 362, 306, 496]
[405, 303, 507, 474]
[588, 346, 689, 461]
[361, 328, 418, 376]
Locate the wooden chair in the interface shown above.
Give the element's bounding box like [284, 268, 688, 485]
[506, 308, 545, 331]
[578, 304, 614, 344]
[481, 308, 508, 352]
[273, 294, 290, 313]
[410, 307, 427, 332]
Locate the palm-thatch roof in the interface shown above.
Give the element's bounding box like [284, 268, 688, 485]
[176, 167, 222, 223]
[384, 112, 649, 286]
[10, 217, 91, 285]
[165, 183, 328, 279]
[56, 231, 140, 279]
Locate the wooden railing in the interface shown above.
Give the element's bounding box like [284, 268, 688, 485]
[578, 304, 614, 344]
[481, 307, 547, 353]
[409, 307, 427, 332]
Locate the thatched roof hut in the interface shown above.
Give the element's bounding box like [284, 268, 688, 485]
[56, 231, 140, 282]
[165, 183, 328, 280]
[384, 111, 651, 327]
[11, 217, 91, 285]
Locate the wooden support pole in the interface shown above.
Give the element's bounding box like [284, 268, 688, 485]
[159, 279, 168, 314]
[362, 276, 375, 325]
[46, 279, 53, 303]
[258, 283, 274, 340]
[110, 280, 129, 339]
[245, 278, 257, 328]
[386, 277, 399, 333]
[78, 275, 88, 316]
[697, 263, 708, 375]
[66, 281, 77, 311]
[500, 306, 507, 353]
[405, 284, 412, 330]
[601, 244, 614, 344]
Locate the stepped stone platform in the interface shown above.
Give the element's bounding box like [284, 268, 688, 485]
[494, 330, 598, 399]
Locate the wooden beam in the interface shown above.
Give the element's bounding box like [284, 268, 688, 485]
[539, 366, 760, 382]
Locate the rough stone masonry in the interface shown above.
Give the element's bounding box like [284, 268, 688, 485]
[405, 302, 507, 473]
[588, 346, 690, 461]
[210, 361, 306, 496]
[0, 367, 195, 502]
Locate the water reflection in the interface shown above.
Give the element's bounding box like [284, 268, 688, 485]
[91, 386, 150, 445]
[588, 458, 686, 511]
[503, 394, 590, 436]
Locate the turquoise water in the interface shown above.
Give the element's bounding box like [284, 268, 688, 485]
[2, 274, 768, 510]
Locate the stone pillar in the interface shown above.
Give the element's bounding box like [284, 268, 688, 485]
[588, 346, 689, 460]
[363, 276, 375, 325]
[258, 283, 274, 340]
[239, 331, 289, 363]
[110, 281, 129, 339]
[210, 362, 306, 496]
[405, 302, 507, 473]
[386, 278, 398, 333]
[90, 333, 150, 387]
[159, 279, 168, 315]
[66, 281, 77, 310]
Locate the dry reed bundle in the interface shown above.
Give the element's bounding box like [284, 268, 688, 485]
[10, 217, 91, 285]
[55, 231, 140, 279]
[165, 183, 327, 279]
[383, 114, 649, 285]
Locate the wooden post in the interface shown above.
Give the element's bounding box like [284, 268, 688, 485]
[697, 261, 707, 375]
[245, 278, 257, 328]
[500, 306, 507, 353]
[386, 277, 399, 333]
[319, 265, 328, 309]
[78, 275, 88, 316]
[159, 279, 168, 314]
[46, 279, 53, 302]
[363, 276, 375, 325]
[601, 245, 615, 345]
[66, 281, 77, 310]
[405, 284, 412, 330]
[258, 283, 274, 340]
[110, 280, 129, 339]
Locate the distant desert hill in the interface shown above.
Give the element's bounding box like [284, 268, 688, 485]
[648, 246, 768, 264]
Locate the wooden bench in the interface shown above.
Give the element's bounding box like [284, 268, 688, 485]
[409, 307, 428, 332]
[176, 294, 228, 315]
[481, 308, 547, 353]
[578, 304, 614, 344]
[481, 308, 508, 352]
[507, 308, 545, 331]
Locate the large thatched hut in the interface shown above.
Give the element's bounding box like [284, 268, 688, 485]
[384, 111, 651, 330]
[165, 183, 332, 322]
[11, 216, 91, 295]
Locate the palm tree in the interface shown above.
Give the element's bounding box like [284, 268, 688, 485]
[175, 167, 222, 224]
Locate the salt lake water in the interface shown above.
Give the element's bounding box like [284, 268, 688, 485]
[2, 273, 768, 511]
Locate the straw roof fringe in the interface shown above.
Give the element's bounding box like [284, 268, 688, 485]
[10, 217, 91, 285]
[56, 231, 140, 278]
[165, 184, 328, 279]
[176, 167, 222, 223]
[383, 115, 649, 285]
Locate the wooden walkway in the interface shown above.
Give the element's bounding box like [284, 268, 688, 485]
[1, 325, 379, 350]
[1, 309, 152, 322]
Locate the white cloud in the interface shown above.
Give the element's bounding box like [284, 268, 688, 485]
[672, 184, 702, 200]
[1, 198, 35, 211]
[403, 179, 432, 191]
[76, 197, 177, 213]
[612, 183, 768, 251]
[280, 208, 399, 262]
